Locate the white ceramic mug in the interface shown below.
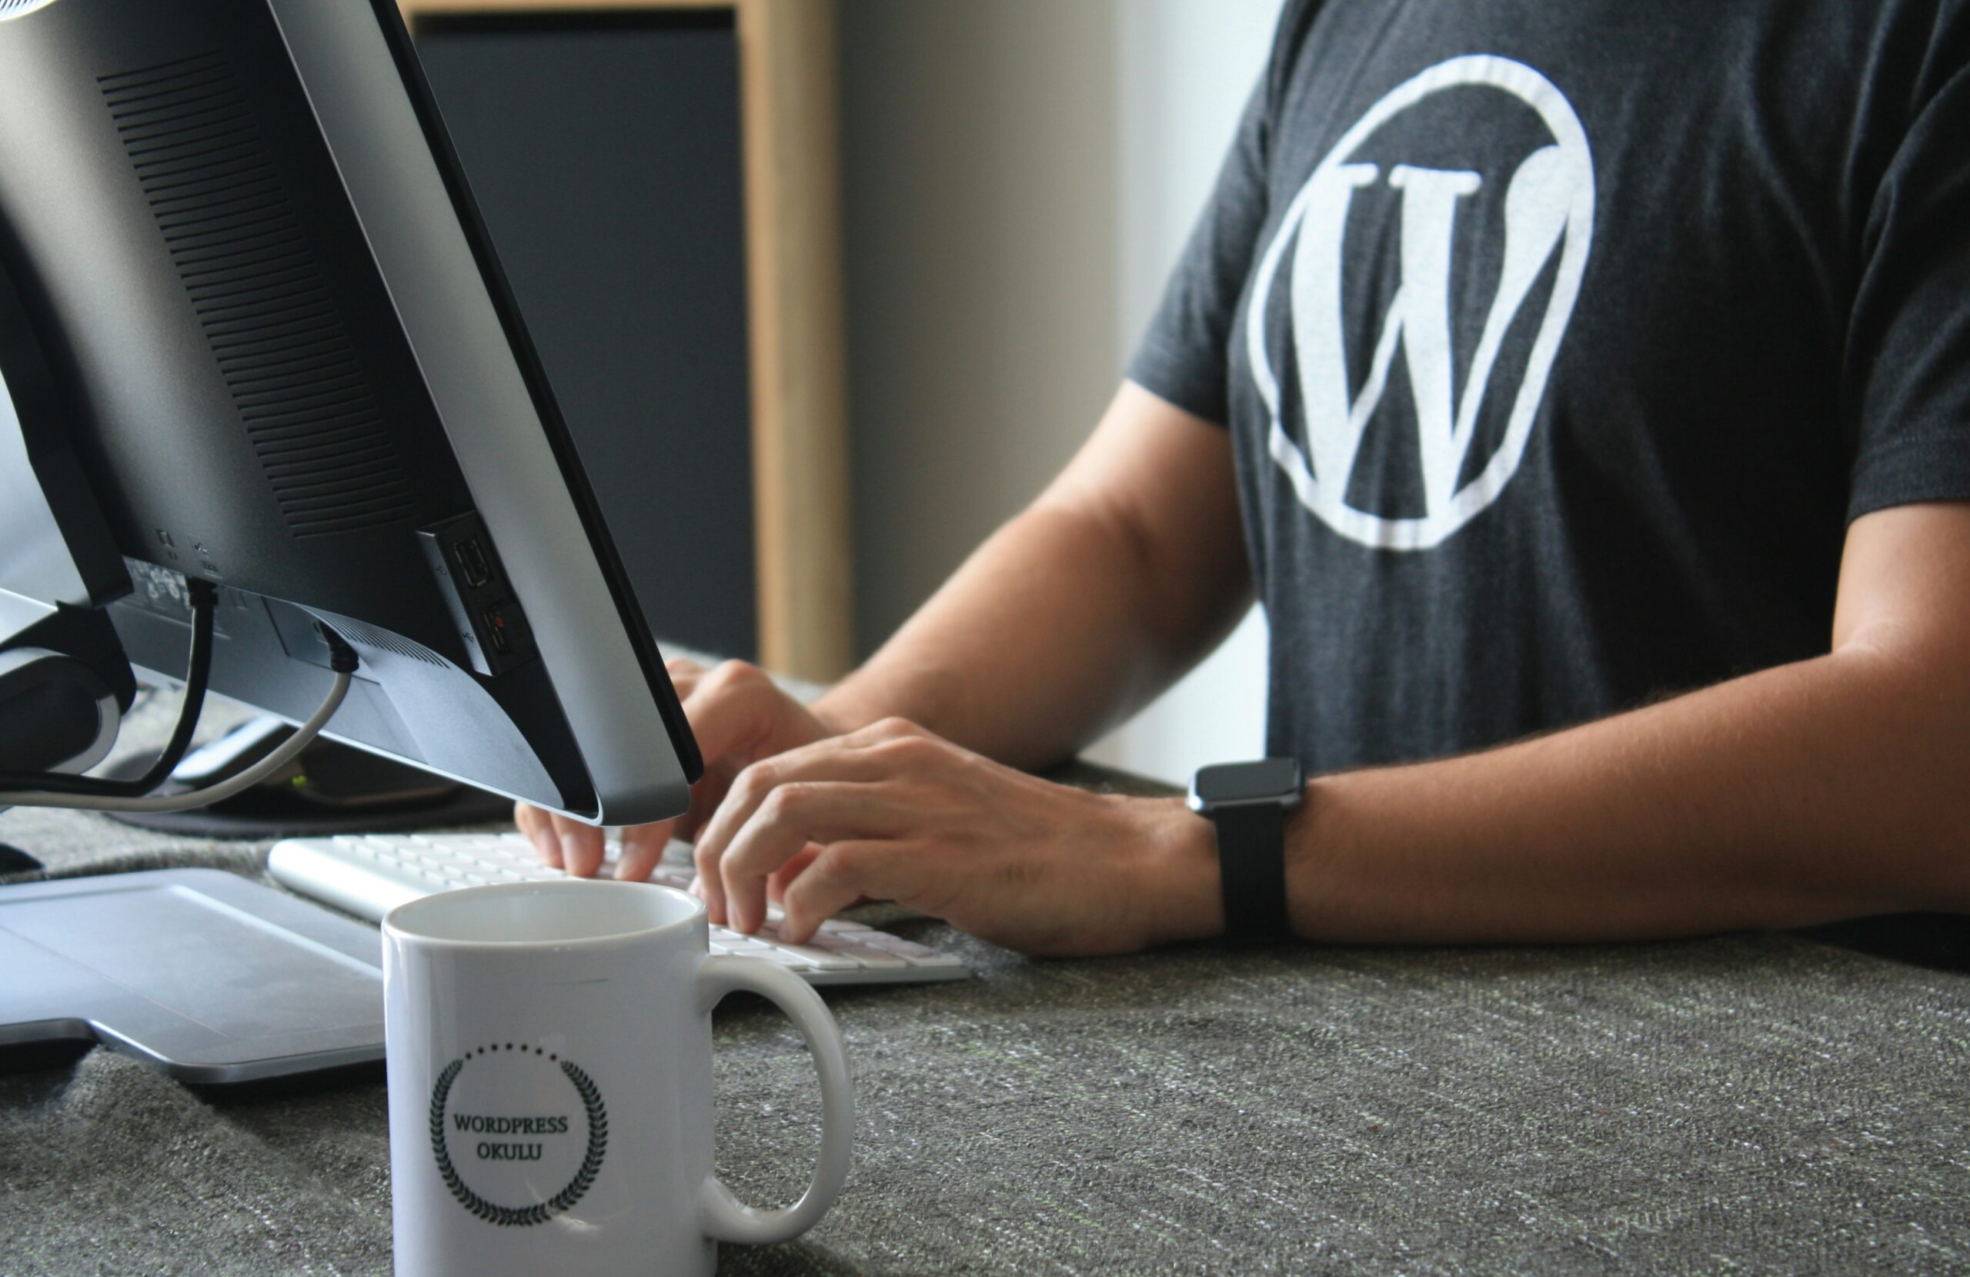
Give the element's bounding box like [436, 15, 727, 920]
[382, 879, 853, 1277]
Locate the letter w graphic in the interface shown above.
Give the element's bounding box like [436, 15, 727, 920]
[1290, 148, 1571, 521]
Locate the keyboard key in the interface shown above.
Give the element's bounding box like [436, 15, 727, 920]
[752, 948, 820, 970]
[773, 944, 861, 971]
[813, 938, 908, 967]
[807, 931, 886, 954]
[838, 949, 910, 969]
[855, 932, 922, 953]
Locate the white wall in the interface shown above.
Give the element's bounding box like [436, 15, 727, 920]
[840, 0, 1281, 785]
[839, 1, 1120, 649]
[1085, 0, 1280, 784]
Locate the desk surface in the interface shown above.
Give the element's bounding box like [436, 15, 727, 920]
[4, 711, 1970, 1274]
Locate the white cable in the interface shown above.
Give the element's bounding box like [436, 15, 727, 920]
[0, 672, 352, 813]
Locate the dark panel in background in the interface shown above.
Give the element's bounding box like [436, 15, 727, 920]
[416, 12, 757, 661]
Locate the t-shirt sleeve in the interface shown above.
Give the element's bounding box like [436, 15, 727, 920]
[1845, 50, 1970, 522]
[1123, 73, 1274, 427]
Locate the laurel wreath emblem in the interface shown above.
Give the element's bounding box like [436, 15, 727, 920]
[428, 1052, 609, 1227]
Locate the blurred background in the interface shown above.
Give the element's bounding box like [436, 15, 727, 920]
[839, 0, 1281, 783]
[413, 0, 1283, 786]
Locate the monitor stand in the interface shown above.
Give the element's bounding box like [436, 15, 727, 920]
[103, 716, 514, 840]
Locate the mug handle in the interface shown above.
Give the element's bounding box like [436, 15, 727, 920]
[694, 955, 854, 1245]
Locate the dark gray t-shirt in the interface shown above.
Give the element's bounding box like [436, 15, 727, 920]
[1129, 0, 1970, 773]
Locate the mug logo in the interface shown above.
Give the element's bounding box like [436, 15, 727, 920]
[428, 1043, 609, 1227]
[1246, 55, 1596, 550]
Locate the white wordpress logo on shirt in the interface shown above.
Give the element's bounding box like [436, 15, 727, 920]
[1247, 55, 1596, 550]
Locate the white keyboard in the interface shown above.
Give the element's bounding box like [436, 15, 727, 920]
[266, 833, 972, 986]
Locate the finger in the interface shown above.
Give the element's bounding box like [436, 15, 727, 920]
[671, 759, 738, 850]
[614, 819, 676, 882]
[721, 782, 903, 934]
[684, 760, 744, 923]
[550, 812, 608, 878]
[693, 728, 922, 871]
[514, 802, 561, 867]
[766, 843, 824, 904]
[692, 758, 776, 897]
[693, 830, 729, 925]
[780, 840, 920, 944]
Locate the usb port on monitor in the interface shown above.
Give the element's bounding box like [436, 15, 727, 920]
[454, 537, 493, 589]
[481, 602, 511, 655]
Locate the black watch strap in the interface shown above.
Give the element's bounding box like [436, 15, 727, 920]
[1211, 803, 1290, 942]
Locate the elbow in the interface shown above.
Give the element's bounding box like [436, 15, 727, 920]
[1822, 639, 1970, 914]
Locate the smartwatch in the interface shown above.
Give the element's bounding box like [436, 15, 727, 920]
[1187, 758, 1303, 942]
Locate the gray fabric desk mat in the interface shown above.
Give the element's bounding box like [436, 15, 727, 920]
[4, 704, 1969, 1274]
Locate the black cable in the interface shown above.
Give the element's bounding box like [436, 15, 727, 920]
[109, 579, 218, 795]
[316, 621, 360, 676]
[0, 579, 217, 797]
[0, 665, 354, 813]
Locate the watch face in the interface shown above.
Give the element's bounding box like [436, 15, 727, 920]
[1193, 758, 1302, 806]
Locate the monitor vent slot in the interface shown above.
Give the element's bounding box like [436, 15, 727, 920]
[100, 51, 417, 539]
[0, 0, 58, 21]
[330, 619, 448, 668]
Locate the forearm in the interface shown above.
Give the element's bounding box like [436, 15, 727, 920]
[815, 502, 1188, 769]
[1284, 645, 1970, 943]
[816, 384, 1249, 769]
[1144, 643, 1970, 947]
[1123, 505, 1970, 948]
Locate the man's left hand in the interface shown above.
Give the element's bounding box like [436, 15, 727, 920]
[689, 718, 1218, 957]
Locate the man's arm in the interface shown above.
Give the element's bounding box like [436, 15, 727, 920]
[693, 502, 1970, 951]
[520, 382, 1249, 878]
[813, 381, 1250, 768]
[1243, 500, 1970, 943]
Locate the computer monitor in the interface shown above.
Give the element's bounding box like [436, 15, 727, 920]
[0, 0, 702, 825]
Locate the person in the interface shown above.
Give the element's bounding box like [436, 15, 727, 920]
[520, 0, 1970, 956]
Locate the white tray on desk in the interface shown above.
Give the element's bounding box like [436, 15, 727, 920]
[0, 868, 385, 1084]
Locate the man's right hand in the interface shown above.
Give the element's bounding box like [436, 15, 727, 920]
[515, 656, 841, 883]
